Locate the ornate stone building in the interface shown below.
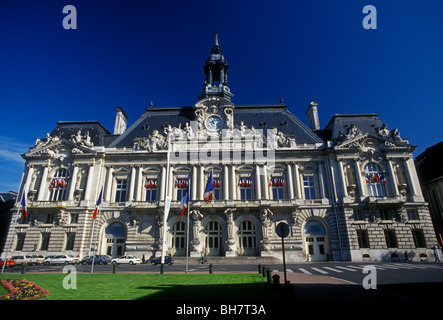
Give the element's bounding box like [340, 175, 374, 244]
[3, 35, 437, 262]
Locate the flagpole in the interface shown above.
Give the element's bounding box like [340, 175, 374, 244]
[90, 185, 103, 274]
[185, 179, 191, 274]
[161, 134, 172, 274]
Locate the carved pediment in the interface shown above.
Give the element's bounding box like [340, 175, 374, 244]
[26, 133, 96, 159]
[334, 123, 412, 151]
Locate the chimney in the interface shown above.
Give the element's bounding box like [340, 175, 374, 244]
[306, 101, 320, 131]
[114, 107, 129, 135]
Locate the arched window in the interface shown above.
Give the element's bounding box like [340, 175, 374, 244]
[364, 163, 387, 197]
[49, 168, 70, 201]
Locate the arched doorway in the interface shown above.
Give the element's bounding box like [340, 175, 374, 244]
[104, 222, 126, 258]
[304, 220, 328, 262]
[171, 221, 186, 256]
[238, 220, 257, 256]
[204, 221, 222, 256]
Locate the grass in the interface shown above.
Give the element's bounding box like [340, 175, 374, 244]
[0, 273, 279, 300]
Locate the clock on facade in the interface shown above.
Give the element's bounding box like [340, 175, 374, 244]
[205, 115, 222, 131]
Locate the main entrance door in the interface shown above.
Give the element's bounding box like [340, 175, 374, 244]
[104, 222, 126, 258]
[304, 220, 328, 262]
[204, 221, 222, 256]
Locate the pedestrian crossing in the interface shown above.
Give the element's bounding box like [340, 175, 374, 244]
[272, 263, 443, 276]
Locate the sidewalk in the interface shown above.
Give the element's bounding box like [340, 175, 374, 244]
[272, 271, 407, 301]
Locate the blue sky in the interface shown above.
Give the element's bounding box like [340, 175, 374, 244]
[0, 0, 442, 192]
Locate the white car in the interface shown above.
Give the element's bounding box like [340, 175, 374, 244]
[44, 255, 80, 265]
[11, 255, 37, 266]
[111, 255, 142, 265]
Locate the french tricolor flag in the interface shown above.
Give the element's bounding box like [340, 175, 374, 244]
[179, 187, 189, 219]
[20, 190, 27, 219]
[204, 172, 214, 203]
[93, 186, 103, 221]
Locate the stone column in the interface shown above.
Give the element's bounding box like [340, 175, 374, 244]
[160, 165, 166, 201]
[136, 166, 143, 201]
[84, 163, 95, 201]
[37, 164, 49, 201]
[336, 160, 348, 198]
[404, 157, 424, 199]
[387, 159, 400, 197]
[354, 159, 367, 197]
[286, 163, 294, 200]
[128, 166, 136, 202]
[318, 162, 326, 199]
[262, 165, 269, 200]
[294, 163, 302, 199]
[255, 164, 262, 200]
[68, 164, 78, 201]
[105, 166, 114, 201]
[231, 165, 236, 200]
[223, 165, 229, 200]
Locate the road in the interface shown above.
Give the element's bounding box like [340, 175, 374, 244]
[4, 260, 443, 301]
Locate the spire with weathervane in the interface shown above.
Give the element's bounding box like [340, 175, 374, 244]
[198, 32, 233, 102]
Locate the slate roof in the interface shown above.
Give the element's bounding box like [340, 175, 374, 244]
[108, 104, 323, 148]
[50, 121, 111, 146]
[324, 114, 384, 142]
[415, 141, 443, 184]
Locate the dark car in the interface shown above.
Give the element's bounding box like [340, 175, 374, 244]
[81, 255, 111, 265]
[150, 256, 174, 265]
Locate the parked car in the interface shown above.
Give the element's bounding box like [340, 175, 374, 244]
[111, 255, 142, 265]
[11, 255, 36, 266]
[29, 255, 45, 265]
[43, 255, 58, 265]
[150, 256, 174, 265]
[0, 259, 16, 268]
[81, 255, 111, 265]
[44, 255, 80, 265]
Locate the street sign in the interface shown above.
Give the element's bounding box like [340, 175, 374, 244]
[276, 222, 290, 238]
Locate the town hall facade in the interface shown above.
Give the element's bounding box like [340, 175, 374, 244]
[3, 35, 437, 262]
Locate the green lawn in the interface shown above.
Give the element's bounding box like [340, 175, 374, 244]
[1, 273, 279, 300]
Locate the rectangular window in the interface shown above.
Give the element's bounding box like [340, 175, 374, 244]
[175, 179, 189, 201]
[213, 178, 221, 200]
[411, 229, 426, 248]
[380, 210, 392, 220]
[65, 233, 75, 250]
[270, 177, 285, 200]
[70, 213, 79, 224]
[354, 210, 365, 221]
[115, 179, 128, 202]
[46, 214, 55, 224]
[145, 189, 157, 201]
[145, 179, 158, 201]
[384, 229, 398, 248]
[356, 230, 370, 248]
[41, 233, 51, 250]
[238, 177, 252, 201]
[407, 209, 419, 221]
[15, 233, 25, 251]
[303, 175, 317, 200]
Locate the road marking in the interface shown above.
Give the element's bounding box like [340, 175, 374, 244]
[287, 268, 295, 273]
[347, 265, 365, 270]
[323, 266, 343, 273]
[298, 268, 313, 275]
[335, 266, 358, 272]
[311, 267, 329, 274]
